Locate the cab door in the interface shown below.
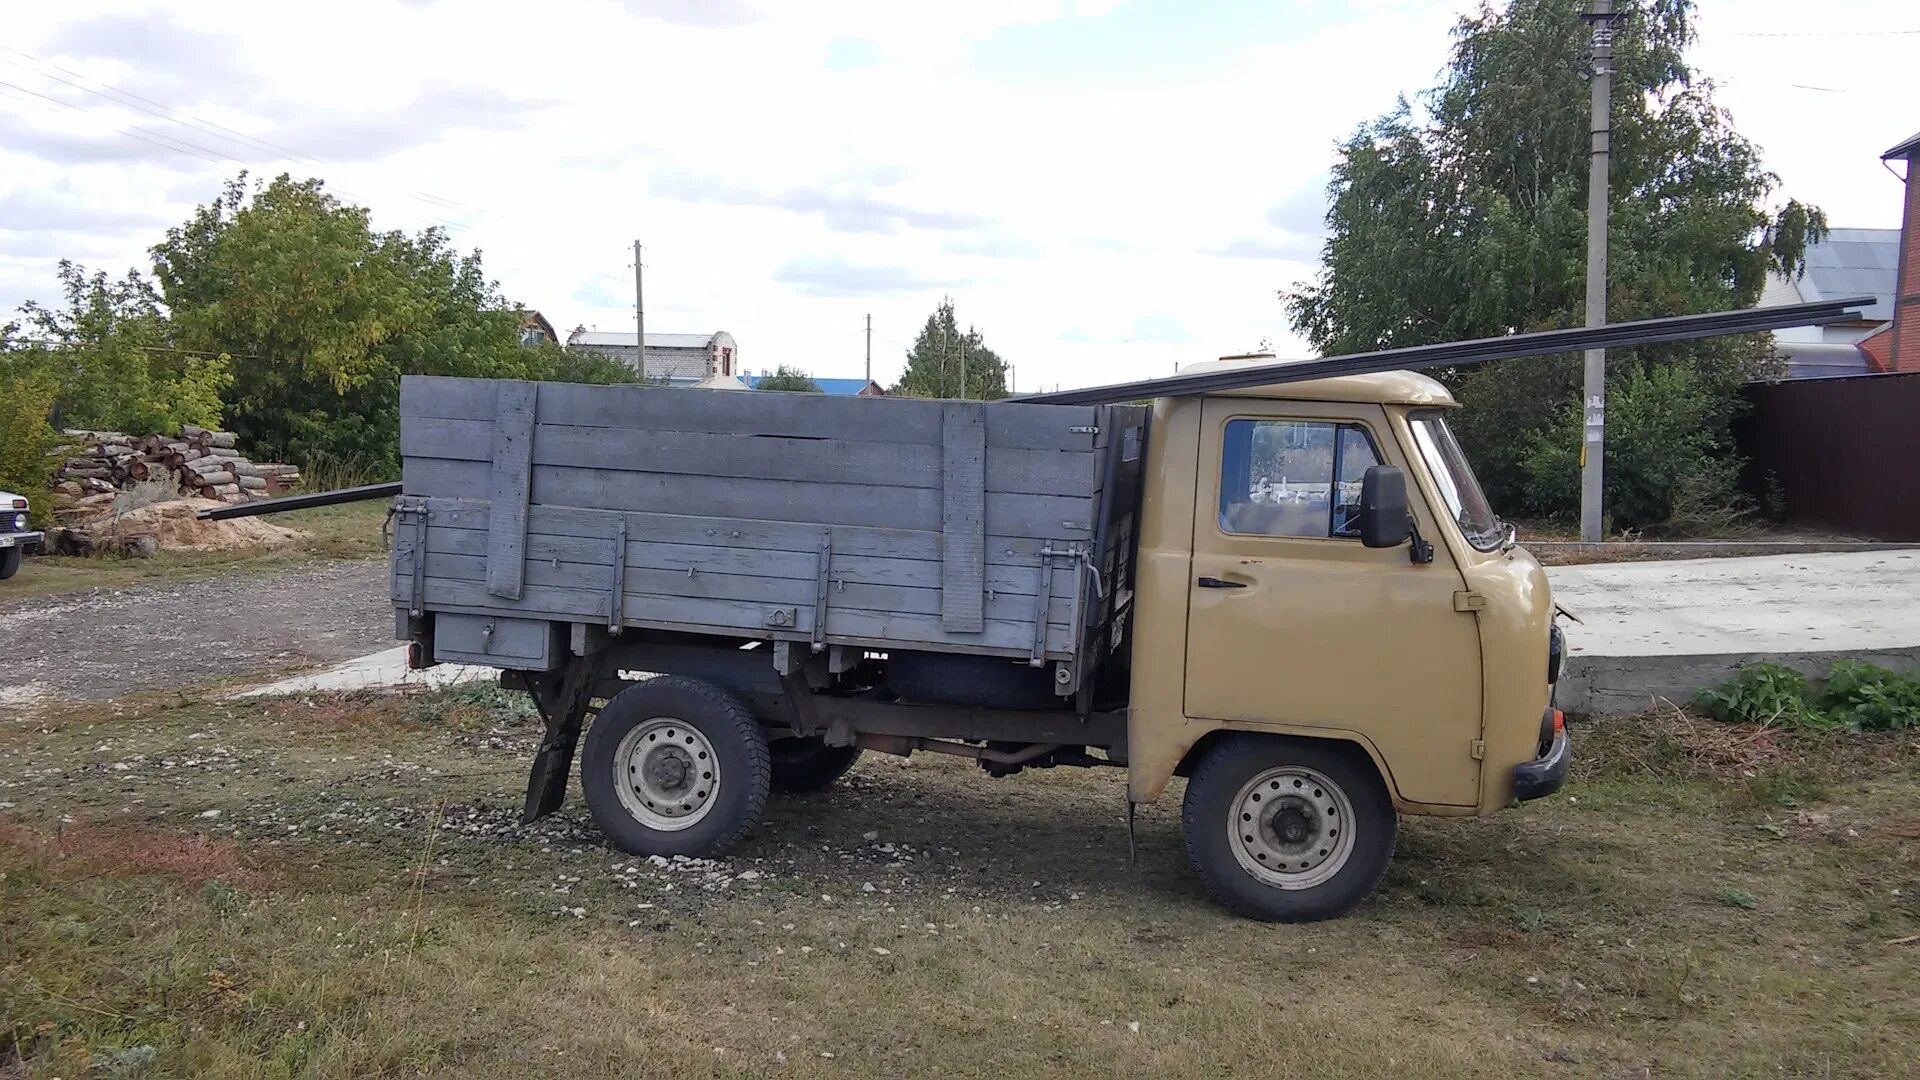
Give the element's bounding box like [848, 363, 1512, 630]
[1182, 398, 1483, 807]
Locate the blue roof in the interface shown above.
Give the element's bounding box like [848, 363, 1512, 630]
[743, 375, 878, 395]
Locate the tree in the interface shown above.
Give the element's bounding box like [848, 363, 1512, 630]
[892, 298, 1009, 400]
[755, 365, 823, 392]
[1281, 0, 1825, 531]
[149, 173, 632, 472]
[0, 362, 59, 527]
[6, 262, 229, 436]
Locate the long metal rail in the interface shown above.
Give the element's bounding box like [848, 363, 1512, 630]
[1012, 298, 1873, 406]
[197, 481, 401, 520]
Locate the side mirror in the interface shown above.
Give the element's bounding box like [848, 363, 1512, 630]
[1357, 466, 1412, 549]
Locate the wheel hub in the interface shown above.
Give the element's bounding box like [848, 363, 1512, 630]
[613, 717, 721, 832]
[1225, 765, 1358, 890]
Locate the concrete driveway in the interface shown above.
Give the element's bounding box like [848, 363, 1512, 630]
[1547, 550, 1920, 715]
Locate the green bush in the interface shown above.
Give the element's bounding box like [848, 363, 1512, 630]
[1696, 661, 1920, 732]
[0, 372, 60, 526]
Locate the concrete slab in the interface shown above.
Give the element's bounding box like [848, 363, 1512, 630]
[1548, 550, 1920, 715]
[234, 646, 491, 699]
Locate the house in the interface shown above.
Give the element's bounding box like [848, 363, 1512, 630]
[518, 310, 559, 347]
[742, 373, 885, 396]
[1865, 128, 1920, 374]
[566, 329, 739, 385]
[1758, 228, 1899, 377]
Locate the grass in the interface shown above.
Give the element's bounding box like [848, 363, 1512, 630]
[5, 499, 390, 599]
[2, 690, 1918, 1078]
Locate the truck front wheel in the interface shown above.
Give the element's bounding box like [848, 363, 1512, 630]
[0, 547, 19, 580]
[581, 676, 771, 858]
[1181, 734, 1396, 922]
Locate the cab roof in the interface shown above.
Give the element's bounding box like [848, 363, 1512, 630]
[1171, 359, 1457, 406]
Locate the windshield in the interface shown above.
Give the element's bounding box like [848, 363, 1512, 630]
[1409, 413, 1504, 551]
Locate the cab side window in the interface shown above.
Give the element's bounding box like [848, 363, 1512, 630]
[1218, 419, 1382, 538]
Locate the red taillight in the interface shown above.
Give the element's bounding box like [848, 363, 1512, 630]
[1551, 708, 1565, 734]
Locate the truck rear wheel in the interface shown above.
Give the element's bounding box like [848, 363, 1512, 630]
[769, 737, 863, 794]
[1181, 734, 1396, 922]
[581, 676, 770, 857]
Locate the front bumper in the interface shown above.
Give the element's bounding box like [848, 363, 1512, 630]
[0, 530, 44, 551]
[1513, 722, 1570, 801]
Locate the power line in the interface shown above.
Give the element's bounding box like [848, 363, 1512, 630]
[0, 44, 482, 226]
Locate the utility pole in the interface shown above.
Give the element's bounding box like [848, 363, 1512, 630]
[632, 239, 647, 382]
[1578, 1, 1617, 542]
[864, 313, 872, 386]
[959, 329, 968, 401]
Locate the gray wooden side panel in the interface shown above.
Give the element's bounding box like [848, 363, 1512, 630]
[485, 381, 537, 599]
[416, 498, 1066, 563]
[399, 416, 1096, 497]
[940, 402, 987, 633]
[403, 457, 1095, 539]
[407, 575, 1074, 657]
[400, 375, 1099, 453]
[422, 525, 1078, 600]
[416, 550, 1074, 628]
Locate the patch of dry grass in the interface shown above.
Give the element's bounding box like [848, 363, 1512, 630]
[2, 691, 1917, 1078]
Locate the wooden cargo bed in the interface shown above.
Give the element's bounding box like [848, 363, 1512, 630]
[392, 376, 1147, 682]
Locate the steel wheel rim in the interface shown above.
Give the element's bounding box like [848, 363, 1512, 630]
[613, 717, 720, 831]
[1226, 765, 1356, 889]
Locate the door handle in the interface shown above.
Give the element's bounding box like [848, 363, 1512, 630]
[1196, 576, 1247, 589]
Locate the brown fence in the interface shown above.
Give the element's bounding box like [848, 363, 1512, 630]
[1736, 372, 1920, 540]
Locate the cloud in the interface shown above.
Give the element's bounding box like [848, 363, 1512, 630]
[572, 273, 628, 308]
[650, 165, 987, 233]
[942, 232, 1041, 258]
[823, 37, 880, 71]
[41, 11, 264, 105]
[1265, 178, 1329, 235]
[619, 0, 763, 28]
[264, 85, 559, 162]
[0, 190, 173, 235]
[1059, 313, 1194, 345]
[1209, 235, 1319, 260]
[773, 255, 959, 298]
[0, 121, 213, 170]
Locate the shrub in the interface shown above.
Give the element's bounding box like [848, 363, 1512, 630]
[1696, 660, 1920, 732]
[0, 372, 60, 525]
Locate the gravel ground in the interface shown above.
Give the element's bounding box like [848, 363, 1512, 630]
[0, 558, 392, 708]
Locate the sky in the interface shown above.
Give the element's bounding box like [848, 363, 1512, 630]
[1, 0, 1914, 392]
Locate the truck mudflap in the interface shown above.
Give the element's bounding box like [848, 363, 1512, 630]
[1513, 707, 1570, 801]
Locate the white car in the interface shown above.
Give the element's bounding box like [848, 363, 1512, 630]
[0, 489, 44, 580]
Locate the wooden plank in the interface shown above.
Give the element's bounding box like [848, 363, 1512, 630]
[418, 498, 1066, 563]
[940, 402, 987, 633]
[485, 382, 537, 599]
[416, 550, 1076, 626]
[403, 458, 1094, 539]
[413, 577, 1075, 656]
[399, 416, 1097, 497]
[399, 374, 1101, 453]
[424, 524, 1079, 599]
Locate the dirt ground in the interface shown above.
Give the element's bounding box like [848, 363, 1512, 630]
[0, 557, 392, 708]
[2, 688, 1916, 1078]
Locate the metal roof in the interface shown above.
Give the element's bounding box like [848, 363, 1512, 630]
[1793, 228, 1899, 322]
[569, 331, 716, 350]
[1884, 129, 1920, 160]
[742, 375, 878, 396]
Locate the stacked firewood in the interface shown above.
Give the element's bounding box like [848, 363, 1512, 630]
[51, 425, 302, 504]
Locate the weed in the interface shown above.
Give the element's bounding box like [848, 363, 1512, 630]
[1715, 887, 1758, 910]
[1696, 660, 1920, 732]
[1745, 766, 1830, 808]
[1695, 663, 1824, 728]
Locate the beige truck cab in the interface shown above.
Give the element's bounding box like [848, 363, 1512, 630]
[1120, 365, 1567, 918]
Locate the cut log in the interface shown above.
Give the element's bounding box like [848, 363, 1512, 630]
[99, 443, 137, 458]
[61, 466, 112, 479]
[202, 483, 240, 498]
[187, 468, 235, 486]
[81, 478, 115, 495]
[236, 474, 268, 490]
[206, 431, 237, 448]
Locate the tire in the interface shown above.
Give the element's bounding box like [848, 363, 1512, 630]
[0, 548, 18, 581]
[886, 651, 1060, 710]
[769, 737, 863, 794]
[1181, 733, 1396, 922]
[580, 675, 771, 858]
